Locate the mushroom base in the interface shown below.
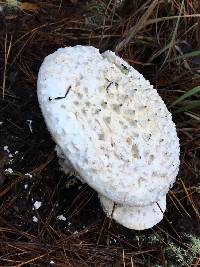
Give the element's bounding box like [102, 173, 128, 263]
[56, 145, 166, 230]
[99, 194, 166, 230]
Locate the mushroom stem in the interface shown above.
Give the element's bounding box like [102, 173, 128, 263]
[99, 194, 166, 230]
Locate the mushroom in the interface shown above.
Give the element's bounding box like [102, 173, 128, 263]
[37, 45, 180, 230]
[100, 194, 166, 230]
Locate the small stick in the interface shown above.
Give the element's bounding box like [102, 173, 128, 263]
[48, 86, 71, 101]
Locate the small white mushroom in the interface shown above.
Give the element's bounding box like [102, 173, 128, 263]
[37, 45, 180, 230]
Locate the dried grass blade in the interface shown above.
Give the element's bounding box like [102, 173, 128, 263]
[115, 0, 159, 52]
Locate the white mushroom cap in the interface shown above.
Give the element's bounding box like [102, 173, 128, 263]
[55, 145, 73, 174]
[55, 145, 85, 183]
[100, 194, 166, 230]
[37, 45, 179, 207]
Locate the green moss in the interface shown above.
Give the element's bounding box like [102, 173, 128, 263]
[195, 183, 200, 194]
[6, 0, 19, 9]
[85, 0, 107, 27]
[147, 233, 160, 244]
[165, 234, 200, 267]
[188, 235, 200, 254]
[167, 242, 190, 266]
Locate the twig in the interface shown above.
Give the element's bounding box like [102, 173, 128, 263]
[2, 33, 12, 99]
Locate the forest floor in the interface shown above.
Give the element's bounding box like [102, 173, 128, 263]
[0, 0, 200, 266]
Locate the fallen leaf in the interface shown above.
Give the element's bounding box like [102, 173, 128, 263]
[5, 15, 18, 20]
[19, 2, 40, 11]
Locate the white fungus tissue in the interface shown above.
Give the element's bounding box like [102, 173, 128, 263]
[32, 216, 38, 223]
[37, 45, 180, 230]
[5, 168, 13, 174]
[33, 201, 42, 210]
[57, 215, 67, 221]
